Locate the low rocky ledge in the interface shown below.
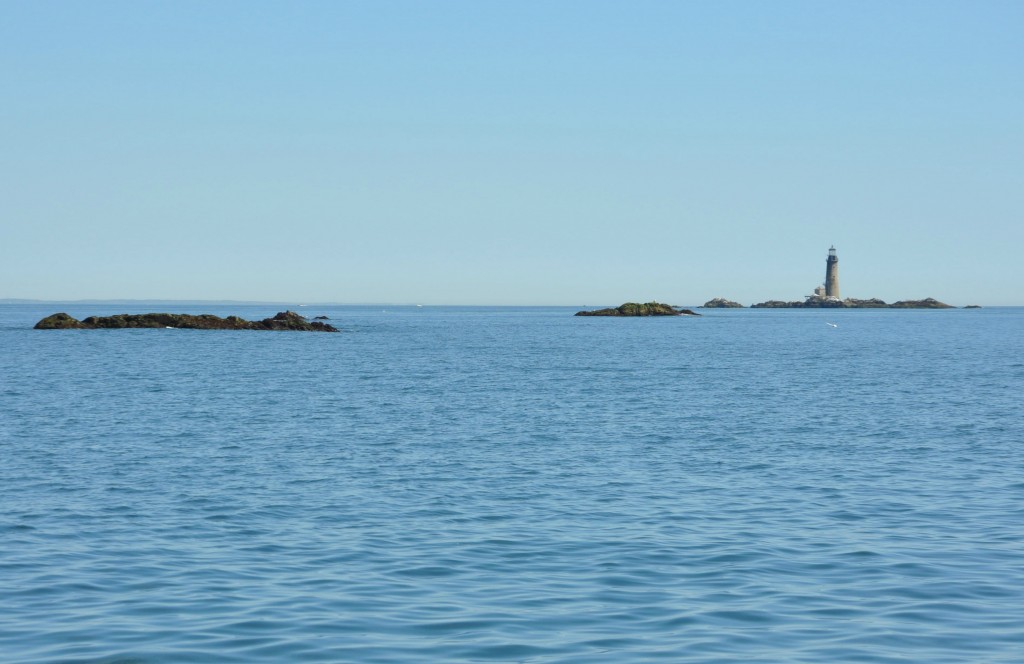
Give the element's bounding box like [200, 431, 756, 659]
[750, 296, 952, 309]
[575, 302, 700, 317]
[34, 311, 339, 332]
[702, 298, 744, 308]
[888, 298, 955, 309]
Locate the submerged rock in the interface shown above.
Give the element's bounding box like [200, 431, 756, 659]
[34, 311, 339, 332]
[575, 302, 701, 317]
[702, 298, 744, 308]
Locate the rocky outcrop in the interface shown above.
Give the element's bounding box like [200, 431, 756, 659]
[575, 302, 701, 317]
[751, 296, 952, 309]
[749, 297, 846, 308]
[842, 298, 890, 308]
[702, 298, 744, 308]
[889, 298, 954, 309]
[749, 300, 798, 309]
[33, 312, 85, 328]
[34, 311, 339, 332]
[964, 305, 982, 309]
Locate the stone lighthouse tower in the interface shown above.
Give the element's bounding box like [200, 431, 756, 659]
[825, 246, 840, 298]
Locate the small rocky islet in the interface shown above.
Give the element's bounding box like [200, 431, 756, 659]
[702, 298, 744, 308]
[575, 302, 701, 317]
[34, 310, 339, 332]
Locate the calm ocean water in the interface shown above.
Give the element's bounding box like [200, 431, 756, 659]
[2, 304, 1022, 663]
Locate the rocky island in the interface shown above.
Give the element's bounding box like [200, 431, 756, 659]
[702, 298, 744, 308]
[744, 249, 957, 309]
[750, 296, 953, 309]
[575, 302, 701, 317]
[34, 310, 339, 332]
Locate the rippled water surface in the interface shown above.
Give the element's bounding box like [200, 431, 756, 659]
[2, 304, 1023, 662]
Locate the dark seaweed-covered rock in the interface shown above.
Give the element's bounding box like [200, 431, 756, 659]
[702, 298, 744, 308]
[34, 311, 339, 332]
[575, 302, 700, 317]
[250, 311, 338, 331]
[32, 312, 82, 328]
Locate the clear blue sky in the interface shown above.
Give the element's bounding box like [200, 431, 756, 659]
[3, 1, 1021, 305]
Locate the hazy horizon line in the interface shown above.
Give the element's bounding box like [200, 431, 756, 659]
[2, 298, 1016, 308]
